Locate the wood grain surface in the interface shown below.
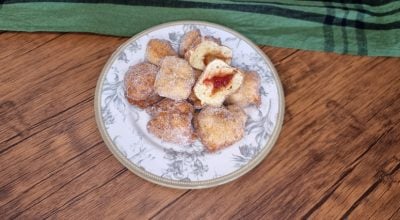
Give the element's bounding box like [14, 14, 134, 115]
[0, 32, 399, 219]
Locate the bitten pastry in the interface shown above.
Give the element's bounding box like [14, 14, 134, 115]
[179, 29, 202, 57]
[155, 56, 195, 100]
[194, 59, 244, 107]
[195, 105, 247, 151]
[123, 32, 264, 151]
[124, 62, 162, 108]
[146, 39, 177, 65]
[225, 71, 261, 107]
[187, 69, 204, 109]
[186, 40, 232, 70]
[179, 28, 223, 59]
[147, 99, 195, 145]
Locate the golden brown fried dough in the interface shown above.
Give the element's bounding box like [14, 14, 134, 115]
[181, 33, 222, 61]
[155, 56, 195, 100]
[226, 105, 248, 124]
[124, 34, 259, 150]
[194, 59, 244, 107]
[146, 39, 177, 65]
[179, 29, 202, 57]
[147, 100, 195, 145]
[186, 40, 232, 70]
[124, 62, 159, 101]
[225, 71, 261, 107]
[125, 94, 162, 109]
[147, 98, 194, 117]
[147, 112, 195, 145]
[195, 105, 247, 151]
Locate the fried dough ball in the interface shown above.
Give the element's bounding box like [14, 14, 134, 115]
[195, 105, 247, 151]
[124, 62, 159, 105]
[225, 71, 261, 107]
[179, 29, 202, 57]
[180, 30, 222, 61]
[147, 98, 194, 117]
[155, 56, 195, 101]
[146, 39, 177, 65]
[226, 105, 248, 124]
[147, 99, 195, 145]
[125, 94, 162, 109]
[148, 112, 195, 145]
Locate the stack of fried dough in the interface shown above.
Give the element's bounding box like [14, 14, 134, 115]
[124, 29, 261, 151]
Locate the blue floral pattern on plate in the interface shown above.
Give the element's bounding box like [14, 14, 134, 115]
[98, 23, 282, 183]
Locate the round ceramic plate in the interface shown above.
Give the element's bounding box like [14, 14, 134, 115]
[95, 21, 284, 189]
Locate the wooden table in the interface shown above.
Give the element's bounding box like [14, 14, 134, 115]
[1, 32, 399, 220]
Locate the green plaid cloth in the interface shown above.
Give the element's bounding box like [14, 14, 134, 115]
[0, 0, 399, 56]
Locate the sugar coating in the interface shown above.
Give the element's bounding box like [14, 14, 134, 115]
[124, 62, 159, 101]
[146, 39, 177, 66]
[195, 105, 247, 151]
[125, 33, 261, 150]
[226, 105, 248, 124]
[125, 94, 162, 109]
[155, 56, 195, 101]
[179, 29, 202, 57]
[146, 98, 194, 117]
[147, 99, 195, 145]
[225, 71, 261, 107]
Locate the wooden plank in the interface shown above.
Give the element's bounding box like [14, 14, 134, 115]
[309, 125, 400, 219]
[0, 32, 61, 60]
[1, 32, 399, 219]
[0, 33, 186, 219]
[0, 100, 185, 219]
[390, 207, 400, 220]
[348, 157, 400, 220]
[0, 98, 98, 207]
[151, 51, 400, 219]
[0, 33, 125, 150]
[0, 39, 299, 219]
[41, 163, 185, 219]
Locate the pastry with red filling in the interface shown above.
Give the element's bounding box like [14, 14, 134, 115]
[194, 59, 244, 107]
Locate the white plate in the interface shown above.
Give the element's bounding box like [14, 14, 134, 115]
[95, 21, 285, 189]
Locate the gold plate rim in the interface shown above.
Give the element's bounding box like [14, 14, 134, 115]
[94, 20, 285, 189]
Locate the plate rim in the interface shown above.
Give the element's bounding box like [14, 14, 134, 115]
[94, 20, 285, 189]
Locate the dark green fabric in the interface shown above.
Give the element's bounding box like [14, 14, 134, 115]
[0, 1, 399, 56]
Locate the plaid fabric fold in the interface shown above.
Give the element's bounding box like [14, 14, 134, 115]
[0, 0, 399, 56]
